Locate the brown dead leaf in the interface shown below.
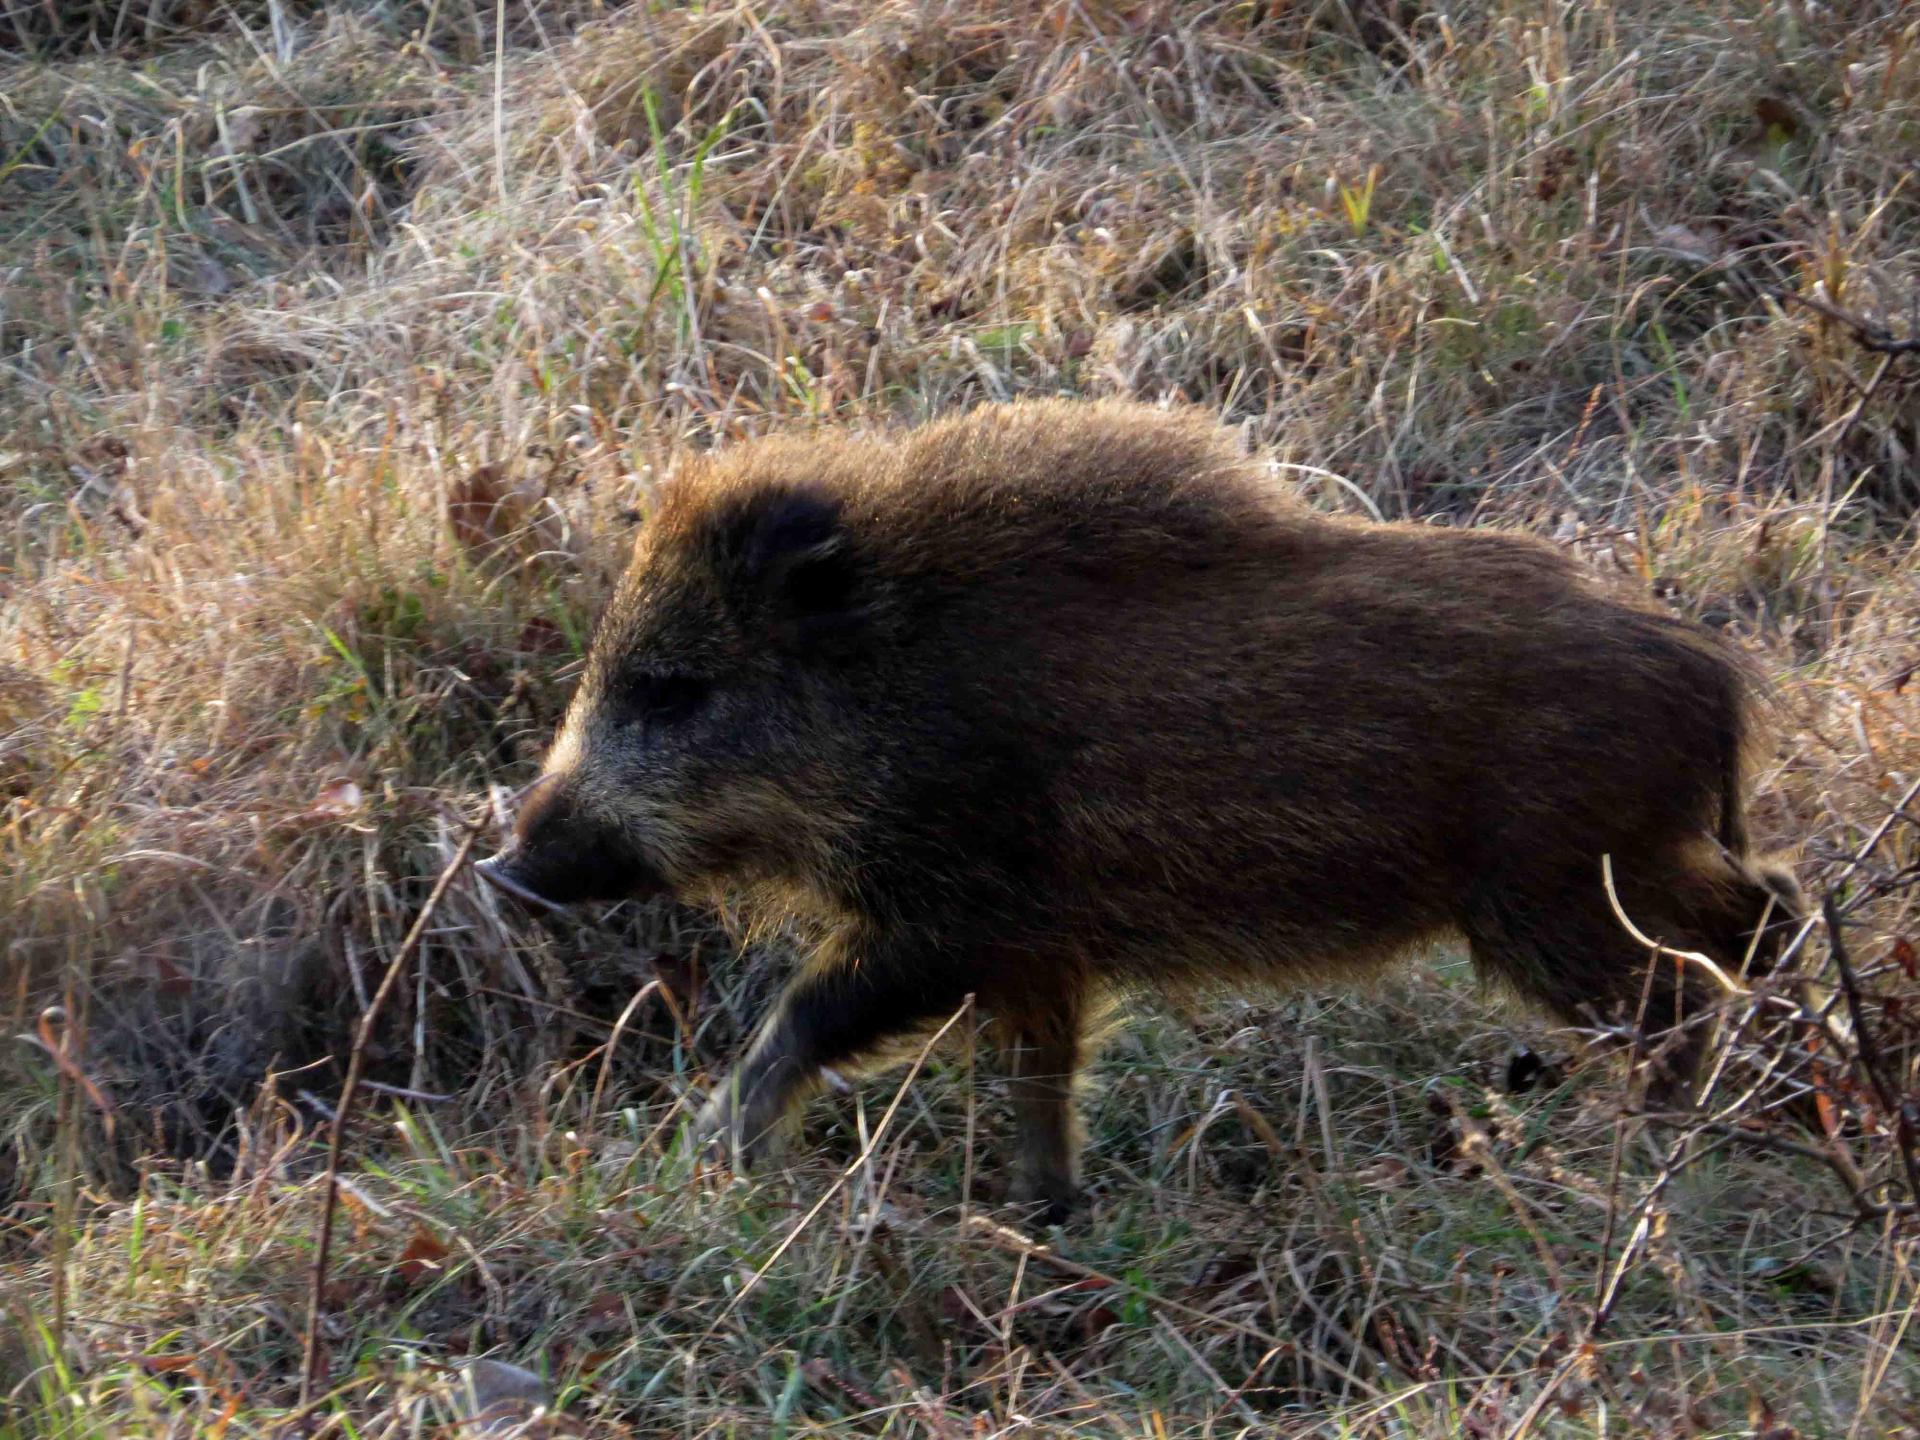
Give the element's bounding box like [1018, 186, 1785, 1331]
[1650, 223, 1722, 266]
[1812, 1087, 1842, 1141]
[581, 1291, 628, 1328]
[649, 951, 702, 1024]
[317, 1278, 363, 1310]
[394, 1225, 451, 1285]
[1082, 1304, 1120, 1340]
[153, 954, 195, 996]
[448, 464, 536, 558]
[334, 1184, 377, 1244]
[308, 778, 363, 819]
[1749, 1393, 1798, 1440]
[1754, 95, 1798, 142]
[516, 616, 567, 655]
[136, 1353, 199, 1375]
[1354, 1157, 1412, 1190]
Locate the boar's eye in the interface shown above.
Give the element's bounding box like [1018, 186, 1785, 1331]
[618, 672, 711, 726]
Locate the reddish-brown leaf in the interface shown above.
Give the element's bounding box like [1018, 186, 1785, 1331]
[137, 1353, 200, 1375]
[1081, 1305, 1120, 1340]
[1749, 1393, 1798, 1440]
[394, 1225, 450, 1285]
[317, 1278, 360, 1310]
[583, 1290, 628, 1326]
[516, 616, 567, 655]
[153, 954, 195, 996]
[447, 463, 535, 557]
[1813, 1088, 1842, 1141]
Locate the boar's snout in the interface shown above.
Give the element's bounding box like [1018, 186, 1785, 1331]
[476, 780, 664, 909]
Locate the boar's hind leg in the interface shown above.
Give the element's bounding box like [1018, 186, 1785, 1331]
[1002, 1001, 1087, 1226]
[1463, 852, 1792, 1109]
[696, 950, 976, 1172]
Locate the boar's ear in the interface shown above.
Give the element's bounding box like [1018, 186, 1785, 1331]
[723, 487, 867, 654]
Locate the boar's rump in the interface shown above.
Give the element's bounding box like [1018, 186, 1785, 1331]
[479, 399, 1801, 1221]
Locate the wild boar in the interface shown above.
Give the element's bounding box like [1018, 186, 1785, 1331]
[478, 399, 1800, 1221]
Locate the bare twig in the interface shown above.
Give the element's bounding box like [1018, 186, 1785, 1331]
[1773, 283, 1920, 357]
[1822, 894, 1920, 1214]
[298, 819, 486, 1408]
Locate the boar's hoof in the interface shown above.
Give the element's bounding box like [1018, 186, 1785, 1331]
[693, 1078, 780, 1174]
[1006, 1170, 1081, 1228]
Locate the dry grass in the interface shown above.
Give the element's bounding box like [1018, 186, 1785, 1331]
[4, 0, 1920, 1434]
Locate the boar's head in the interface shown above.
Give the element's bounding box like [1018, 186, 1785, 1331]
[478, 472, 882, 912]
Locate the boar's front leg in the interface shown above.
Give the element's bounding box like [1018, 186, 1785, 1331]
[694, 947, 975, 1172]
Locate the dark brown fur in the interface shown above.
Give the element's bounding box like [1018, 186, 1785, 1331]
[479, 399, 1802, 1220]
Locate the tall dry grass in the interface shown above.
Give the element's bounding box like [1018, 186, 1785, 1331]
[3, 1, 1919, 1434]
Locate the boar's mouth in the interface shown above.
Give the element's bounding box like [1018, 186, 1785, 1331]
[475, 788, 668, 910]
[475, 844, 668, 909]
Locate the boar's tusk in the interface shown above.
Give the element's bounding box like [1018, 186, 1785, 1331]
[475, 853, 567, 912]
